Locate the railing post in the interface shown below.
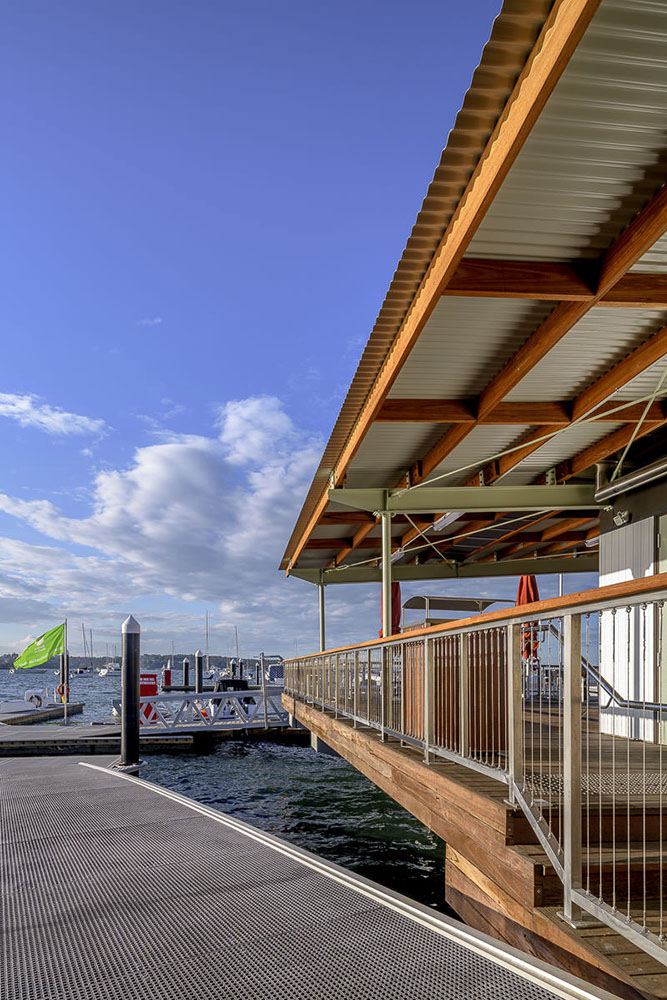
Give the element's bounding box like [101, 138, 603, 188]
[381, 646, 388, 741]
[459, 634, 469, 758]
[424, 638, 434, 763]
[506, 623, 523, 804]
[353, 649, 360, 727]
[562, 612, 583, 925]
[334, 654, 339, 718]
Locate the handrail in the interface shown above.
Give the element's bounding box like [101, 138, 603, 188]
[543, 620, 667, 715]
[286, 572, 667, 663]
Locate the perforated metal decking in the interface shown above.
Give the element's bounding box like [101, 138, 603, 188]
[1, 756, 611, 1000]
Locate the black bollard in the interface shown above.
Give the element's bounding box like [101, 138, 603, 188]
[119, 615, 141, 768]
[194, 649, 203, 693]
[183, 657, 190, 688]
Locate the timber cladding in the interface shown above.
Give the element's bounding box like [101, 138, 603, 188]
[285, 697, 667, 1000]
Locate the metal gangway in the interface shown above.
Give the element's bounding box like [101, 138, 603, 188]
[138, 685, 289, 734]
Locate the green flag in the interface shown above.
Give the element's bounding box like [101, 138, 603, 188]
[14, 623, 65, 669]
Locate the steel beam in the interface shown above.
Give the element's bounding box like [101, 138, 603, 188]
[289, 555, 598, 585]
[327, 485, 598, 514]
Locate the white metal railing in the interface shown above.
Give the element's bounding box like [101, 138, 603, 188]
[284, 580, 667, 964]
[138, 686, 288, 731]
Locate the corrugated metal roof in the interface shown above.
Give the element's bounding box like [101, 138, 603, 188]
[428, 425, 533, 485]
[500, 422, 624, 484]
[282, 0, 667, 573]
[280, 0, 552, 570]
[345, 423, 447, 488]
[388, 297, 552, 399]
[466, 0, 667, 262]
[504, 307, 667, 401]
[631, 231, 667, 273]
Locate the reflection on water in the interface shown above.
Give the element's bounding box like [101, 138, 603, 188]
[0, 670, 449, 912]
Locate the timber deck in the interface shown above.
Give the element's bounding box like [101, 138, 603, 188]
[284, 696, 667, 1000]
[0, 755, 614, 1000]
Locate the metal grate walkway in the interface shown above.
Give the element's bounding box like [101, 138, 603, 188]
[1, 756, 614, 1000]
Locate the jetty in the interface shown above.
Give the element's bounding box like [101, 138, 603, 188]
[279, 0, 667, 995]
[1, 753, 623, 1000]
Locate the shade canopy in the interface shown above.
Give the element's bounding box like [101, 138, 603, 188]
[402, 596, 513, 614]
[282, 0, 667, 587]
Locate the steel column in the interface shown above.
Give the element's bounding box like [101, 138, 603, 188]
[381, 512, 392, 638]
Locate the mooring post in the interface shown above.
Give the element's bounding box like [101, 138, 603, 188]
[119, 615, 141, 769]
[260, 652, 269, 729]
[183, 657, 190, 688]
[194, 649, 203, 693]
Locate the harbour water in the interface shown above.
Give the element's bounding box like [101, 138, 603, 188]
[0, 669, 448, 911]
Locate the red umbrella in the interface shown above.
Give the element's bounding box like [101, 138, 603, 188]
[516, 574, 540, 661]
[379, 581, 402, 637]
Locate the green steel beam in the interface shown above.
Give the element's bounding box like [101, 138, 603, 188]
[289, 555, 598, 585]
[327, 485, 599, 514]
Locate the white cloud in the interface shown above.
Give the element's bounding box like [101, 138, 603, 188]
[0, 396, 330, 652]
[137, 317, 163, 327]
[0, 393, 107, 436]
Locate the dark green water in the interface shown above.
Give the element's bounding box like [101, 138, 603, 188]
[147, 740, 450, 912]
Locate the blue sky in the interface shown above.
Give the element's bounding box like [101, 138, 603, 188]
[1, 0, 589, 658]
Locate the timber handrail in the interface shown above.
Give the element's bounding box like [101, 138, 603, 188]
[287, 571, 667, 662]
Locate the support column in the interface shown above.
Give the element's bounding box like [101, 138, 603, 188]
[318, 576, 326, 652]
[381, 511, 392, 639]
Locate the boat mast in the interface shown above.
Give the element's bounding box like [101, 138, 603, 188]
[205, 611, 210, 675]
[235, 625, 242, 680]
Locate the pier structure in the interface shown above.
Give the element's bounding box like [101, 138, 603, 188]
[280, 1, 667, 996]
[0, 754, 626, 1000]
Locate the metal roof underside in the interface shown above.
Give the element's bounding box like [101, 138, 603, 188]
[282, 0, 667, 580]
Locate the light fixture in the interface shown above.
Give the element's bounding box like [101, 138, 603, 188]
[390, 549, 405, 564]
[431, 512, 461, 533]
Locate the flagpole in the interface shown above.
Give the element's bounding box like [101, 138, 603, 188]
[63, 618, 69, 725]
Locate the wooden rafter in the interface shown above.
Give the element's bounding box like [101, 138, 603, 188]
[414, 185, 667, 485]
[464, 511, 562, 562]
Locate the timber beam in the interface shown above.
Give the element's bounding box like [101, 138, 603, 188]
[327, 484, 599, 514]
[444, 259, 667, 307]
[375, 399, 664, 425]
